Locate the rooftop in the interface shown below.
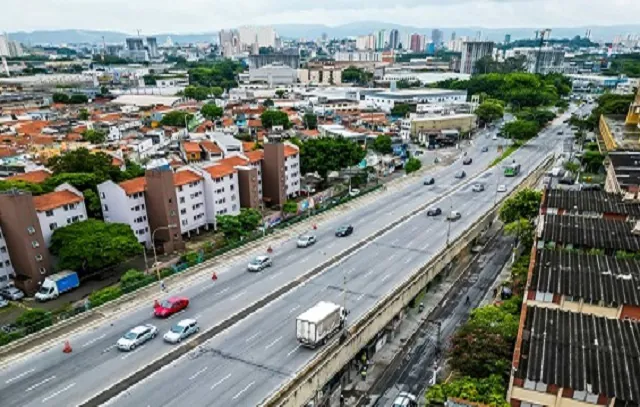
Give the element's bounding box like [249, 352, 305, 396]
[119, 177, 146, 196]
[367, 88, 467, 100]
[542, 188, 640, 218]
[6, 169, 51, 184]
[244, 150, 264, 163]
[609, 151, 640, 189]
[204, 164, 236, 179]
[173, 170, 203, 187]
[199, 140, 222, 154]
[33, 190, 83, 212]
[284, 145, 299, 157]
[182, 141, 201, 154]
[111, 95, 182, 108]
[602, 115, 640, 151]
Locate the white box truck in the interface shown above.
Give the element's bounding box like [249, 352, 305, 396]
[35, 271, 80, 301]
[296, 301, 347, 348]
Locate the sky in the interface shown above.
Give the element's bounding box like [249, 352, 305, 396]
[2, 0, 639, 33]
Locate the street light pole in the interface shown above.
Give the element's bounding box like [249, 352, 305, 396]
[445, 198, 453, 247]
[151, 224, 177, 281]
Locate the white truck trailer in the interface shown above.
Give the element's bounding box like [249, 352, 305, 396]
[296, 301, 347, 349]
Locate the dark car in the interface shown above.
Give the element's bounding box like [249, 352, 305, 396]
[423, 177, 435, 185]
[581, 183, 602, 191]
[454, 170, 466, 179]
[481, 146, 489, 152]
[463, 157, 472, 165]
[335, 225, 354, 237]
[426, 207, 442, 216]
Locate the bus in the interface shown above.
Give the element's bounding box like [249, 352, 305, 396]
[504, 162, 521, 177]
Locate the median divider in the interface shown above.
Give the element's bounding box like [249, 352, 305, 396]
[260, 154, 554, 407]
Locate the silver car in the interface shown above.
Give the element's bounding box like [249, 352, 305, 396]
[247, 255, 272, 272]
[297, 234, 316, 248]
[472, 183, 485, 192]
[117, 324, 158, 351]
[0, 286, 24, 301]
[164, 319, 199, 344]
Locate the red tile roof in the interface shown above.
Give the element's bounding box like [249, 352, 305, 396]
[33, 190, 83, 212]
[182, 141, 201, 154]
[6, 170, 51, 184]
[112, 156, 124, 166]
[204, 164, 236, 179]
[242, 142, 255, 152]
[247, 119, 262, 128]
[217, 155, 248, 167]
[119, 177, 146, 195]
[200, 140, 223, 154]
[284, 145, 299, 157]
[173, 170, 203, 187]
[244, 150, 264, 163]
[300, 129, 320, 137]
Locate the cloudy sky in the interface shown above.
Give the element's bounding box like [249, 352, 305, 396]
[2, 0, 638, 33]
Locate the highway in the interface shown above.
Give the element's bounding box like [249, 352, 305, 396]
[0, 105, 588, 407]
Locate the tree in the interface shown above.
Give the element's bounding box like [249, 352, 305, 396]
[160, 111, 193, 127]
[100, 86, 109, 96]
[475, 101, 504, 124]
[391, 103, 414, 117]
[16, 309, 53, 334]
[341, 66, 372, 84]
[563, 161, 580, 174]
[303, 113, 317, 130]
[299, 137, 366, 182]
[505, 218, 535, 249]
[78, 108, 90, 120]
[210, 86, 224, 97]
[283, 200, 298, 215]
[184, 85, 211, 101]
[47, 149, 121, 180]
[260, 110, 290, 129]
[237, 208, 262, 232]
[52, 93, 69, 104]
[372, 135, 393, 154]
[188, 59, 243, 90]
[82, 188, 103, 219]
[201, 103, 223, 120]
[216, 214, 244, 241]
[69, 94, 88, 104]
[82, 129, 106, 144]
[263, 98, 275, 108]
[120, 269, 153, 293]
[275, 89, 286, 99]
[499, 188, 542, 224]
[404, 157, 422, 174]
[583, 150, 605, 173]
[501, 119, 539, 142]
[465, 305, 520, 341]
[0, 180, 44, 195]
[515, 108, 555, 128]
[50, 220, 142, 273]
[425, 375, 509, 407]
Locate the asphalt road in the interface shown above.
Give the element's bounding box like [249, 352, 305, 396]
[0, 106, 587, 407]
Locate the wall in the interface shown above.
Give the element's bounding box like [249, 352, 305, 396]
[175, 179, 207, 235]
[144, 170, 184, 253]
[98, 181, 151, 247]
[263, 143, 286, 207]
[237, 167, 261, 209]
[0, 226, 15, 287]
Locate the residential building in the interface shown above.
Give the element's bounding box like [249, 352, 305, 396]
[541, 188, 640, 221]
[238, 26, 277, 48]
[297, 67, 343, 86]
[363, 89, 468, 113]
[208, 132, 243, 155]
[262, 143, 300, 207]
[248, 63, 297, 86]
[333, 51, 382, 62]
[98, 177, 151, 247]
[219, 29, 241, 57]
[181, 141, 203, 162]
[375, 30, 386, 51]
[505, 47, 565, 74]
[460, 41, 494, 74]
[33, 184, 87, 247]
[248, 53, 300, 70]
[0, 190, 52, 295]
[143, 169, 185, 253]
[388, 29, 400, 50]
[409, 34, 425, 53]
[126, 38, 144, 51]
[431, 29, 443, 46]
[201, 164, 240, 218]
[284, 144, 301, 198]
[356, 35, 376, 51]
[0, 226, 16, 289]
[146, 37, 159, 58]
[173, 169, 207, 237]
[400, 113, 477, 142]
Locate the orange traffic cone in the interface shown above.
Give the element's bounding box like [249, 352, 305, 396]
[63, 340, 72, 353]
[211, 272, 218, 281]
[267, 246, 273, 254]
[313, 224, 317, 230]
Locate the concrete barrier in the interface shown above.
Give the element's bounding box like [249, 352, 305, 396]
[260, 154, 553, 407]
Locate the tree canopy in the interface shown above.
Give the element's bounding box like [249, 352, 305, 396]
[404, 157, 422, 174]
[50, 220, 142, 273]
[200, 103, 223, 120]
[183, 85, 212, 101]
[263, 98, 275, 108]
[298, 137, 366, 181]
[390, 103, 414, 117]
[53, 93, 88, 104]
[499, 188, 542, 224]
[475, 100, 504, 124]
[303, 113, 317, 130]
[371, 135, 393, 154]
[188, 59, 243, 89]
[82, 129, 106, 144]
[426, 375, 509, 407]
[160, 111, 193, 127]
[216, 208, 263, 241]
[260, 110, 290, 129]
[48, 148, 119, 179]
[501, 119, 540, 141]
[341, 66, 372, 84]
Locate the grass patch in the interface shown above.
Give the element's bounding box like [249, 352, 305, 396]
[490, 142, 521, 167]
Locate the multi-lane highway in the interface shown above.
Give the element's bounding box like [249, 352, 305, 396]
[0, 106, 586, 407]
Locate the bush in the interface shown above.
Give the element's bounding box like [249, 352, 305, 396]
[16, 309, 53, 334]
[0, 330, 24, 346]
[120, 269, 154, 293]
[88, 286, 122, 307]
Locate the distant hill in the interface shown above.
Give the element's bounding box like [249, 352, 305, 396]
[9, 23, 640, 45]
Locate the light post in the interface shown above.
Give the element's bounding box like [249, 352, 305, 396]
[151, 224, 177, 281]
[445, 197, 453, 247]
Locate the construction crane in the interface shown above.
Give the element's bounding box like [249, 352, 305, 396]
[534, 28, 551, 74]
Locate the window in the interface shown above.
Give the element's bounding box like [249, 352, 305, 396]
[27, 226, 36, 235]
[181, 219, 188, 226]
[134, 205, 140, 211]
[71, 216, 80, 223]
[32, 241, 40, 248]
[178, 186, 183, 192]
[49, 223, 58, 231]
[141, 204, 145, 210]
[232, 204, 237, 211]
[170, 210, 176, 216]
[230, 185, 234, 191]
[39, 267, 47, 274]
[180, 197, 185, 204]
[100, 192, 106, 199]
[35, 254, 43, 262]
[45, 210, 54, 217]
[63, 204, 69, 211]
[0, 246, 5, 253]
[4, 260, 10, 267]
[103, 205, 109, 212]
[180, 208, 186, 215]
[168, 198, 172, 204]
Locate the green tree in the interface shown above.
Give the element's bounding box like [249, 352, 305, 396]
[82, 129, 106, 144]
[283, 200, 298, 215]
[341, 66, 372, 84]
[475, 101, 504, 124]
[69, 94, 89, 104]
[563, 161, 580, 174]
[188, 59, 243, 89]
[260, 110, 290, 129]
[404, 157, 422, 174]
[16, 309, 53, 334]
[425, 375, 509, 407]
[120, 269, 153, 293]
[505, 218, 535, 249]
[263, 98, 275, 108]
[160, 111, 193, 127]
[78, 108, 90, 120]
[303, 113, 318, 130]
[275, 89, 286, 99]
[52, 93, 69, 104]
[238, 208, 262, 232]
[515, 108, 555, 128]
[465, 305, 520, 341]
[583, 150, 605, 173]
[46, 149, 121, 181]
[216, 214, 244, 241]
[499, 188, 542, 224]
[50, 220, 142, 273]
[501, 119, 539, 142]
[100, 86, 109, 96]
[210, 86, 224, 97]
[184, 85, 211, 101]
[372, 135, 393, 154]
[0, 180, 44, 195]
[201, 103, 223, 120]
[391, 103, 414, 117]
[298, 137, 366, 182]
[81, 188, 103, 219]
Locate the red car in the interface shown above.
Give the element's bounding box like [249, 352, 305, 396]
[154, 296, 189, 318]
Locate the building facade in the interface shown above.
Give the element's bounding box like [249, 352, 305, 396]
[460, 41, 494, 74]
[33, 185, 87, 247]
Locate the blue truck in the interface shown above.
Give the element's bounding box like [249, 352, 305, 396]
[35, 271, 80, 301]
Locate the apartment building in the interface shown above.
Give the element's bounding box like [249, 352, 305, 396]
[98, 177, 151, 247]
[201, 164, 240, 218]
[0, 227, 16, 288]
[173, 169, 207, 236]
[284, 145, 301, 197]
[33, 184, 87, 247]
[262, 143, 301, 206]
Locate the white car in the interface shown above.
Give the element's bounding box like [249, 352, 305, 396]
[349, 188, 361, 197]
[297, 234, 317, 248]
[0, 286, 24, 301]
[164, 319, 199, 344]
[247, 255, 272, 272]
[497, 184, 507, 193]
[117, 324, 158, 351]
[0, 298, 8, 308]
[392, 392, 417, 407]
[472, 183, 485, 192]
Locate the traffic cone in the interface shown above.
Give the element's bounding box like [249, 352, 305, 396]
[267, 246, 273, 254]
[63, 340, 72, 353]
[313, 224, 317, 230]
[211, 272, 218, 281]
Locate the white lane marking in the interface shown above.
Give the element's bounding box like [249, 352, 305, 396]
[326, 243, 335, 249]
[232, 381, 255, 400]
[167, 310, 185, 320]
[423, 243, 430, 249]
[410, 226, 418, 232]
[300, 256, 310, 264]
[5, 368, 35, 384]
[363, 270, 373, 278]
[381, 274, 391, 282]
[41, 383, 75, 403]
[345, 268, 355, 275]
[356, 293, 365, 301]
[26, 376, 56, 392]
[193, 313, 202, 320]
[245, 331, 261, 343]
[404, 257, 412, 264]
[216, 287, 230, 296]
[288, 305, 300, 314]
[121, 347, 142, 360]
[102, 344, 117, 353]
[189, 366, 208, 381]
[82, 333, 107, 348]
[391, 238, 399, 245]
[269, 271, 283, 280]
[230, 290, 247, 301]
[265, 336, 282, 350]
[211, 373, 231, 390]
[199, 285, 210, 293]
[388, 254, 397, 260]
[287, 345, 301, 357]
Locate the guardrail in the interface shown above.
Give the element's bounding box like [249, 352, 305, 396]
[260, 154, 554, 407]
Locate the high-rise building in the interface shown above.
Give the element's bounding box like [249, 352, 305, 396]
[238, 26, 276, 48]
[0, 35, 9, 57]
[219, 29, 241, 56]
[409, 34, 425, 53]
[0, 35, 23, 57]
[376, 30, 386, 50]
[146, 37, 158, 58]
[451, 31, 456, 41]
[388, 29, 400, 50]
[431, 29, 443, 46]
[126, 37, 144, 51]
[504, 34, 512, 44]
[460, 41, 494, 74]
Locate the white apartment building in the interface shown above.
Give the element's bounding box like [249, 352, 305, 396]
[33, 184, 87, 247]
[98, 178, 151, 247]
[201, 164, 241, 219]
[363, 89, 468, 113]
[238, 26, 277, 48]
[174, 169, 207, 236]
[0, 227, 16, 288]
[284, 144, 301, 198]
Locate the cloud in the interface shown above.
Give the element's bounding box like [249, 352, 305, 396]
[1, 0, 638, 33]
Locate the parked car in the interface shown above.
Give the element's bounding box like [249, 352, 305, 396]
[117, 324, 158, 351]
[164, 319, 199, 344]
[426, 207, 442, 216]
[423, 177, 435, 185]
[492, 134, 498, 140]
[497, 184, 507, 193]
[0, 286, 24, 301]
[454, 170, 466, 179]
[297, 234, 317, 248]
[247, 255, 273, 272]
[446, 211, 462, 221]
[335, 225, 354, 237]
[481, 146, 489, 152]
[0, 298, 8, 308]
[392, 392, 418, 407]
[472, 183, 485, 192]
[463, 157, 473, 165]
[154, 296, 190, 318]
[349, 188, 361, 197]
